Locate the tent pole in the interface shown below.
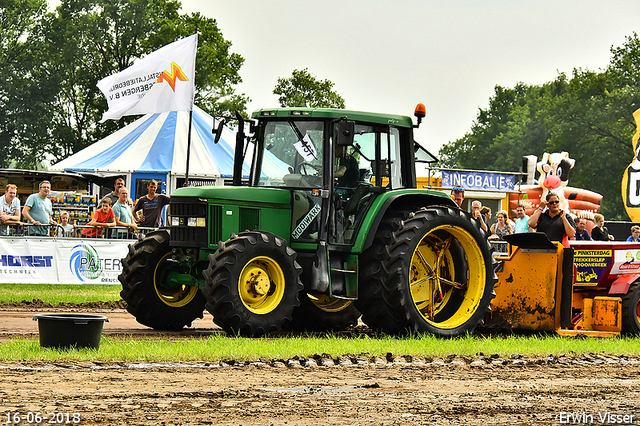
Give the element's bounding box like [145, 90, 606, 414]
[184, 108, 194, 187]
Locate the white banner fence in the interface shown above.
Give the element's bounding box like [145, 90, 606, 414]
[0, 237, 136, 285]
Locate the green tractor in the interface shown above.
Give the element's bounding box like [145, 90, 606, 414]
[119, 105, 496, 337]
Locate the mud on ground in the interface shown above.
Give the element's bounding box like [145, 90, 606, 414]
[1, 303, 640, 425]
[2, 358, 640, 425]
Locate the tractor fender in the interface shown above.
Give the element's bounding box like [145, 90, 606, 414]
[358, 191, 457, 253]
[609, 273, 640, 295]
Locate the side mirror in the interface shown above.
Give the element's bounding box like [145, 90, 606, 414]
[336, 119, 355, 146]
[213, 118, 226, 144]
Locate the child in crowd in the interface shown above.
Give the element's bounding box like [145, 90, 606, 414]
[627, 225, 640, 242]
[56, 211, 76, 237]
[81, 198, 116, 238]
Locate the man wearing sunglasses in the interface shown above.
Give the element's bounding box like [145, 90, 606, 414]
[528, 192, 575, 246]
[450, 186, 465, 208]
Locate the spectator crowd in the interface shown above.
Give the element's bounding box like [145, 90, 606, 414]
[0, 178, 168, 239]
[449, 187, 640, 245]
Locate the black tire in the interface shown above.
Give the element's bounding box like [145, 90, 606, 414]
[203, 231, 303, 337]
[287, 293, 361, 332]
[119, 230, 206, 330]
[622, 281, 640, 334]
[355, 210, 413, 332]
[357, 206, 496, 337]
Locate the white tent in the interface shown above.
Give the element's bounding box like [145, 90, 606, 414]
[50, 105, 250, 196]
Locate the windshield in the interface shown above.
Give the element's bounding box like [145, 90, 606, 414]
[254, 120, 324, 188]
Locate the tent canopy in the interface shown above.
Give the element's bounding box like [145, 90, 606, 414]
[51, 106, 250, 179]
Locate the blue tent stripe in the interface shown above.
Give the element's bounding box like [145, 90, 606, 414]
[192, 109, 251, 179]
[192, 110, 233, 178]
[138, 111, 177, 173]
[70, 113, 160, 170]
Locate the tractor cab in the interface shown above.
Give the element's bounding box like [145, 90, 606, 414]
[240, 108, 419, 247]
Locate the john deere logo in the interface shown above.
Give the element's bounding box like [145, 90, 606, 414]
[69, 243, 103, 282]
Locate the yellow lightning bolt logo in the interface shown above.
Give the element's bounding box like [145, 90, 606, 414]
[156, 62, 189, 91]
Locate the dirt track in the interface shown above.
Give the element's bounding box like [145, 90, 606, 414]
[2, 305, 640, 425]
[2, 357, 640, 425]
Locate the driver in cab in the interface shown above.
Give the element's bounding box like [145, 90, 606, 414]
[334, 145, 359, 189]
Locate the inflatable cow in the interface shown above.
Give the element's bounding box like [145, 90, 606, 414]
[510, 152, 601, 222]
[536, 152, 575, 215]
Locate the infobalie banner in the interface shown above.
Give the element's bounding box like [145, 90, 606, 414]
[0, 238, 131, 284]
[442, 170, 516, 192]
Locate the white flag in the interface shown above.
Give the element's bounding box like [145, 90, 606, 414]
[97, 34, 198, 122]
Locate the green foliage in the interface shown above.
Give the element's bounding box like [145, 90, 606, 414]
[439, 33, 640, 220]
[2, 0, 248, 167]
[438, 82, 553, 172]
[273, 68, 345, 108]
[0, 0, 53, 168]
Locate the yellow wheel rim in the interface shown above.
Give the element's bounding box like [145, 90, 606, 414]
[409, 225, 486, 329]
[154, 253, 199, 308]
[238, 256, 286, 314]
[308, 294, 352, 313]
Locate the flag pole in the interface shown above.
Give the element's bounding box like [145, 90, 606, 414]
[184, 108, 193, 187]
[183, 29, 198, 187]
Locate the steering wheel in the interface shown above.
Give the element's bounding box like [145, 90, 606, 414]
[296, 162, 321, 176]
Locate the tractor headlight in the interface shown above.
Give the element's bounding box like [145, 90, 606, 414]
[187, 217, 206, 227]
[171, 217, 180, 226]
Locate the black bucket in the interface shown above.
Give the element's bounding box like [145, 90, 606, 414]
[33, 313, 109, 350]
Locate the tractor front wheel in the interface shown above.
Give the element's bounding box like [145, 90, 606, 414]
[203, 231, 303, 337]
[119, 230, 206, 330]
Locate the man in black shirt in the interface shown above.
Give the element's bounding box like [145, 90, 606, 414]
[133, 179, 170, 228]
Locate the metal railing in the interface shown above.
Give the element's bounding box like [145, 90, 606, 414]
[489, 240, 509, 257]
[0, 223, 158, 240]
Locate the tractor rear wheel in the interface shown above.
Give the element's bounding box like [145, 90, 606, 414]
[288, 294, 361, 332]
[203, 231, 303, 337]
[119, 230, 206, 330]
[357, 206, 496, 337]
[622, 281, 640, 334]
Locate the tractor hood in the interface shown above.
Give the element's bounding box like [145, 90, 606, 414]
[170, 186, 292, 207]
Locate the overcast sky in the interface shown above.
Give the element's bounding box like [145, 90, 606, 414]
[45, 0, 640, 155]
[176, 0, 640, 156]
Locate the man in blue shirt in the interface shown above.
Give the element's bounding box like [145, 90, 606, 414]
[574, 217, 592, 241]
[22, 180, 54, 236]
[514, 204, 530, 233]
[113, 187, 138, 238]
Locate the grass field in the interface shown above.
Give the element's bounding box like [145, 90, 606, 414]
[2, 284, 640, 362]
[3, 333, 640, 362]
[0, 284, 121, 304]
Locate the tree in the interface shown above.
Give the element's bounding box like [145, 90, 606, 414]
[438, 82, 555, 171]
[540, 34, 640, 219]
[438, 33, 640, 220]
[0, 0, 55, 168]
[3, 0, 248, 167]
[273, 68, 345, 108]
